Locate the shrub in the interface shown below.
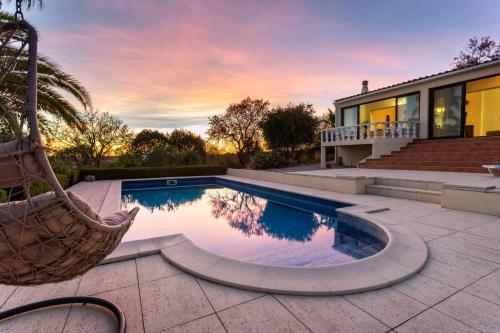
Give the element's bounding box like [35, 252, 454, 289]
[249, 151, 288, 170]
[78, 165, 227, 181]
[0, 189, 6, 203]
[29, 173, 69, 197]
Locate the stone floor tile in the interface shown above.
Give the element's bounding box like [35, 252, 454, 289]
[0, 285, 16, 307]
[451, 232, 500, 251]
[136, 254, 182, 283]
[77, 260, 137, 296]
[1, 277, 80, 310]
[419, 259, 481, 289]
[218, 295, 309, 333]
[276, 294, 389, 333]
[411, 210, 490, 231]
[162, 314, 226, 333]
[429, 236, 500, 264]
[140, 274, 213, 333]
[0, 306, 69, 333]
[63, 284, 143, 333]
[464, 221, 500, 240]
[434, 291, 500, 333]
[400, 221, 455, 242]
[345, 288, 427, 328]
[197, 278, 264, 312]
[428, 245, 499, 275]
[392, 274, 458, 306]
[463, 269, 500, 305]
[395, 308, 479, 333]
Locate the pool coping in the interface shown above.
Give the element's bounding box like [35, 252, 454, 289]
[100, 175, 428, 296]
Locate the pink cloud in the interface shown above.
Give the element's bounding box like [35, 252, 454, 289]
[33, 0, 466, 129]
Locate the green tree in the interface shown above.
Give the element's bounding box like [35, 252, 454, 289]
[453, 36, 500, 69]
[260, 103, 318, 157]
[131, 129, 168, 155]
[0, 11, 92, 136]
[319, 108, 335, 129]
[207, 97, 270, 166]
[47, 110, 133, 167]
[167, 129, 206, 157]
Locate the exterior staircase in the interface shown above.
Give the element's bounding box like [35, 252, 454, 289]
[366, 178, 442, 204]
[359, 136, 500, 173]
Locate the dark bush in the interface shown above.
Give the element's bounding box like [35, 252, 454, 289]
[78, 165, 227, 181]
[29, 173, 69, 197]
[0, 189, 6, 203]
[249, 151, 288, 170]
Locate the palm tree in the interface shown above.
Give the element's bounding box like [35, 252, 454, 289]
[0, 10, 91, 139]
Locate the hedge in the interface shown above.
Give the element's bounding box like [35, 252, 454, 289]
[78, 165, 227, 181]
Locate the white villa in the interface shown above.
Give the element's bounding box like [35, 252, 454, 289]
[321, 59, 500, 172]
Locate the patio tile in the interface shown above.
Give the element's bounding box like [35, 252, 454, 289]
[434, 291, 500, 333]
[136, 254, 182, 283]
[77, 260, 137, 296]
[218, 295, 309, 333]
[428, 236, 500, 264]
[0, 285, 16, 307]
[419, 259, 481, 289]
[411, 210, 491, 231]
[345, 288, 427, 328]
[63, 284, 143, 333]
[162, 314, 225, 333]
[275, 294, 389, 333]
[450, 232, 500, 251]
[395, 308, 479, 333]
[428, 245, 499, 275]
[464, 221, 500, 240]
[399, 221, 455, 242]
[463, 269, 500, 305]
[197, 278, 264, 312]
[392, 274, 458, 306]
[1, 277, 80, 310]
[140, 274, 213, 333]
[0, 306, 69, 333]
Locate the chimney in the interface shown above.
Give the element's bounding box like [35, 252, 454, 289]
[361, 80, 369, 94]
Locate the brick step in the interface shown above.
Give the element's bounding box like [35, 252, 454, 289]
[359, 164, 487, 173]
[368, 158, 488, 167]
[359, 137, 500, 173]
[413, 137, 500, 144]
[401, 145, 500, 151]
[383, 154, 498, 160]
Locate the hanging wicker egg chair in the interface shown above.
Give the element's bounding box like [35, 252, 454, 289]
[0, 11, 138, 333]
[0, 19, 138, 286]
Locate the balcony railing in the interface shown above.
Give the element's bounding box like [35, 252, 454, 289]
[321, 121, 419, 145]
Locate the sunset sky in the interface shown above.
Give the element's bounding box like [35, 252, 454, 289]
[3, 0, 500, 135]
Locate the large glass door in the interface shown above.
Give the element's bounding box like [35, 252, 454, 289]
[342, 106, 358, 126]
[430, 84, 464, 138]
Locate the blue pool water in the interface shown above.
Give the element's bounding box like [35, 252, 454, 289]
[121, 178, 387, 267]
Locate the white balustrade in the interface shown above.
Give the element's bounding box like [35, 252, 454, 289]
[321, 121, 419, 146]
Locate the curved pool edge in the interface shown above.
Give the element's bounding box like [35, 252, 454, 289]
[159, 209, 428, 296]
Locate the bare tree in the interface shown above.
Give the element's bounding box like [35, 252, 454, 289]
[207, 97, 270, 166]
[47, 110, 133, 167]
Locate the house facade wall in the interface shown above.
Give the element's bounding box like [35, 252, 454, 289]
[334, 63, 500, 140]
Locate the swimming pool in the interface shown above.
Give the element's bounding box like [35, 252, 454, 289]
[121, 177, 387, 267]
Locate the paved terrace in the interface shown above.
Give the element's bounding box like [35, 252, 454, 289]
[289, 167, 500, 189]
[1, 175, 500, 333]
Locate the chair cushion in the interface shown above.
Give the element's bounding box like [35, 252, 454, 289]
[0, 139, 45, 188]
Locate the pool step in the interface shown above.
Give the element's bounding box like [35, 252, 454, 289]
[366, 183, 442, 204]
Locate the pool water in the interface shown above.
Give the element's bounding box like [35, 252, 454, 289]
[121, 178, 386, 267]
